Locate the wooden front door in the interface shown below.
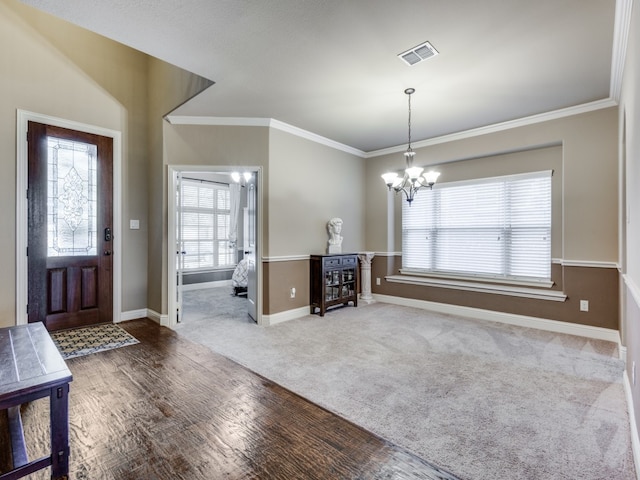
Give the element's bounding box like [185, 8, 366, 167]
[27, 122, 113, 331]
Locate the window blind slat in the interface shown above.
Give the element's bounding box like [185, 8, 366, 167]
[403, 171, 551, 281]
[178, 180, 233, 270]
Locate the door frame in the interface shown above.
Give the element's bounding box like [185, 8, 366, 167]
[167, 165, 263, 328]
[16, 110, 122, 326]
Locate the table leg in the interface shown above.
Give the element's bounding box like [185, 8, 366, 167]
[49, 384, 70, 480]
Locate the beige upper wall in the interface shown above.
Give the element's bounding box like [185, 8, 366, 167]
[0, 0, 150, 327]
[162, 125, 269, 169]
[366, 107, 618, 263]
[162, 124, 365, 259]
[157, 123, 269, 313]
[145, 60, 214, 314]
[158, 124, 366, 315]
[0, 0, 211, 325]
[268, 128, 365, 257]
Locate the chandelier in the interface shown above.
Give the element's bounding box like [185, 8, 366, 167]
[381, 88, 440, 204]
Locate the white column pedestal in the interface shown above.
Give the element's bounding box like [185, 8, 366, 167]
[358, 252, 375, 304]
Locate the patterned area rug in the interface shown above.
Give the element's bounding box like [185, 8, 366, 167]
[51, 323, 139, 359]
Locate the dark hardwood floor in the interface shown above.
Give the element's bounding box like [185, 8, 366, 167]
[1, 319, 459, 479]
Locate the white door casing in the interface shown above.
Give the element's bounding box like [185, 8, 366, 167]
[167, 165, 263, 328]
[16, 110, 122, 326]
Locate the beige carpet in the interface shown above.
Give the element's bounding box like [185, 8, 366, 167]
[176, 288, 636, 480]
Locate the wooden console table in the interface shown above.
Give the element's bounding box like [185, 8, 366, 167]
[0, 323, 72, 480]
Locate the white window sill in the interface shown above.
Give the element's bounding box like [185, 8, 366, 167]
[182, 266, 236, 274]
[398, 269, 554, 289]
[386, 274, 567, 302]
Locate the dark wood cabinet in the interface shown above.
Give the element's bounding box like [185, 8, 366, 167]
[310, 254, 358, 316]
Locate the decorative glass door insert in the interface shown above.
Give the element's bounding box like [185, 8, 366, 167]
[47, 136, 97, 257]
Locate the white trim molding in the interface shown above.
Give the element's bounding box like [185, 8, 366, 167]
[559, 260, 620, 269]
[182, 280, 232, 291]
[380, 254, 618, 270]
[146, 309, 167, 326]
[165, 115, 366, 157]
[623, 372, 640, 479]
[386, 275, 567, 302]
[166, 116, 271, 127]
[118, 309, 148, 323]
[610, 0, 634, 101]
[165, 98, 621, 163]
[367, 99, 617, 158]
[372, 251, 402, 257]
[263, 255, 310, 263]
[374, 294, 620, 343]
[262, 306, 309, 326]
[624, 275, 640, 310]
[269, 119, 365, 157]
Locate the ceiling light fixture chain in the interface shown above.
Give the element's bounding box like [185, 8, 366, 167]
[406, 87, 414, 161]
[381, 88, 440, 204]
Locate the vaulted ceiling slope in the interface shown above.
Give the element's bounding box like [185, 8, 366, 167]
[20, 0, 625, 153]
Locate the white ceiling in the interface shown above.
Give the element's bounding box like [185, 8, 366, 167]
[20, 0, 622, 153]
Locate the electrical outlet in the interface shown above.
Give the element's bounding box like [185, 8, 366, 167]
[290, 287, 296, 298]
[579, 300, 589, 312]
[376, 277, 381, 286]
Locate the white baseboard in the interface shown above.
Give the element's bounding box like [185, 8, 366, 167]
[146, 309, 168, 326]
[118, 309, 148, 322]
[262, 306, 310, 326]
[623, 373, 640, 480]
[373, 294, 621, 343]
[182, 280, 232, 291]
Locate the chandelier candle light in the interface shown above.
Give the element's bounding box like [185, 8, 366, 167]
[381, 88, 440, 204]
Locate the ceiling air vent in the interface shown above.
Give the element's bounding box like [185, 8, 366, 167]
[398, 41, 439, 66]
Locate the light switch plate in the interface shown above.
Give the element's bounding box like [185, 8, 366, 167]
[130, 219, 140, 230]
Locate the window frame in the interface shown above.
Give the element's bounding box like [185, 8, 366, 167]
[401, 170, 553, 287]
[179, 179, 235, 272]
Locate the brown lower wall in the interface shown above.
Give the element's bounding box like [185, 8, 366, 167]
[263, 259, 310, 315]
[262, 256, 619, 331]
[371, 256, 619, 330]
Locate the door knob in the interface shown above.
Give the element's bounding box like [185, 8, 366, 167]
[104, 250, 112, 256]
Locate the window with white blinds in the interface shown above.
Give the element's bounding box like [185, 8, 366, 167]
[402, 170, 552, 281]
[180, 180, 234, 270]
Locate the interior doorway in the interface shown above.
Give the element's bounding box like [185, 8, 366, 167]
[167, 166, 262, 328]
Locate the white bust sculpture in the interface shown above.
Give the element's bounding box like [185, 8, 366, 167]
[327, 217, 343, 254]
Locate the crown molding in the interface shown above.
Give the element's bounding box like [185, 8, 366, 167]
[167, 97, 618, 161]
[610, 0, 634, 101]
[268, 119, 366, 157]
[366, 98, 618, 158]
[164, 115, 367, 157]
[165, 115, 271, 127]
